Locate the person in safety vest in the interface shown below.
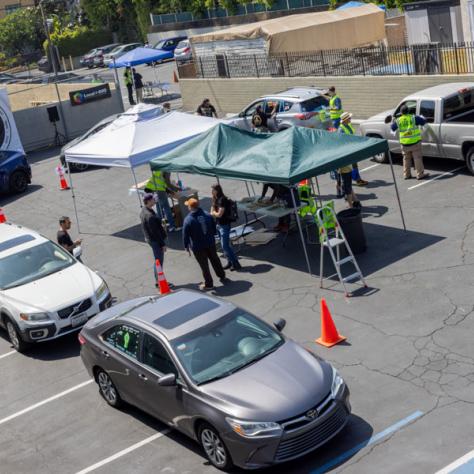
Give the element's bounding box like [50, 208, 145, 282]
[144, 170, 180, 231]
[124, 67, 135, 106]
[324, 86, 343, 129]
[391, 105, 429, 180]
[338, 112, 368, 186]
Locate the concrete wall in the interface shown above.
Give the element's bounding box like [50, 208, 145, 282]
[180, 74, 474, 119]
[385, 15, 407, 46]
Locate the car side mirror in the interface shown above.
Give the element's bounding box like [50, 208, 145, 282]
[384, 114, 393, 124]
[274, 318, 286, 332]
[238, 111, 244, 118]
[158, 373, 177, 386]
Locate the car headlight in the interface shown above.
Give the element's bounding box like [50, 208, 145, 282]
[331, 367, 344, 398]
[95, 281, 109, 301]
[225, 417, 282, 438]
[20, 312, 50, 321]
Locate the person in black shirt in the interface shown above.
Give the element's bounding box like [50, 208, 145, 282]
[197, 98, 217, 118]
[140, 193, 168, 285]
[210, 184, 241, 271]
[133, 68, 144, 103]
[57, 216, 82, 261]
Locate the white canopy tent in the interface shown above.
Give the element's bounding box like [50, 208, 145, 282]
[64, 110, 221, 231]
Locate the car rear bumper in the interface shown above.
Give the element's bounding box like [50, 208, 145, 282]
[223, 385, 350, 469]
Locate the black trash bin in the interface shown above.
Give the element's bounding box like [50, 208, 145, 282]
[337, 208, 367, 254]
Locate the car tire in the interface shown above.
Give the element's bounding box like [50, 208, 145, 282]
[96, 369, 122, 408]
[465, 146, 474, 175]
[9, 170, 29, 193]
[366, 134, 389, 163]
[5, 318, 29, 352]
[198, 423, 233, 471]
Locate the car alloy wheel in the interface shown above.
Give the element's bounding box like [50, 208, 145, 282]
[6, 319, 28, 352]
[9, 171, 28, 193]
[97, 371, 121, 407]
[200, 425, 230, 470]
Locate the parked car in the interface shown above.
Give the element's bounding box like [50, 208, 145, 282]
[0, 151, 31, 194]
[230, 87, 331, 132]
[80, 48, 99, 68]
[103, 43, 142, 66]
[0, 73, 16, 84]
[359, 82, 474, 174]
[60, 113, 121, 172]
[22, 72, 95, 85]
[0, 223, 112, 352]
[79, 290, 350, 471]
[151, 36, 187, 63]
[92, 43, 122, 68]
[174, 39, 192, 62]
[37, 55, 51, 73]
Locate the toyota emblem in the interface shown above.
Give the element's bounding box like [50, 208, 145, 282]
[306, 409, 318, 419]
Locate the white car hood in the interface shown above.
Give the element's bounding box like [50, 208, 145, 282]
[365, 108, 393, 122]
[3, 263, 101, 313]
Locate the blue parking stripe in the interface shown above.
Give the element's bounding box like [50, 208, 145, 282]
[449, 458, 474, 474]
[311, 410, 424, 474]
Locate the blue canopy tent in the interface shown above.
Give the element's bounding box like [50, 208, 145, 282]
[337, 1, 385, 10]
[108, 47, 171, 68]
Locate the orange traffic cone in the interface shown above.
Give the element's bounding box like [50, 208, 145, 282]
[56, 166, 69, 190]
[316, 298, 346, 347]
[156, 259, 171, 295]
[299, 179, 309, 186]
[173, 70, 179, 83]
[0, 207, 6, 223]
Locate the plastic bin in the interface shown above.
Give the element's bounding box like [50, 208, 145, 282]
[337, 208, 367, 254]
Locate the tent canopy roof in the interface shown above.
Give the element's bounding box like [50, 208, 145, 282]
[109, 47, 170, 67]
[150, 124, 388, 185]
[190, 4, 385, 53]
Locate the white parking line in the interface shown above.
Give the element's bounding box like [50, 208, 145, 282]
[75, 429, 171, 474]
[359, 163, 381, 173]
[436, 449, 474, 473]
[0, 379, 93, 426]
[0, 350, 16, 360]
[408, 166, 465, 190]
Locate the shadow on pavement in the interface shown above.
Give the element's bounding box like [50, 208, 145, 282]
[0, 184, 43, 206]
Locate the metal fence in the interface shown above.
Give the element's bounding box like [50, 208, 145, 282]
[178, 43, 474, 79]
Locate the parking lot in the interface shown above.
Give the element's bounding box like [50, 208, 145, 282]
[1, 146, 474, 474]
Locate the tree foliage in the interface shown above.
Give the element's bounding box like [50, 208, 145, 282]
[48, 25, 112, 57]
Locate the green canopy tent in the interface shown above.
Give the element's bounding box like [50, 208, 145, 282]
[150, 124, 405, 275]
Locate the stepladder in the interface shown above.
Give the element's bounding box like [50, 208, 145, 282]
[316, 205, 367, 297]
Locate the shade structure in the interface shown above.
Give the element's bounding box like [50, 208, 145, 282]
[337, 1, 385, 10]
[65, 112, 221, 169]
[109, 47, 170, 67]
[150, 123, 389, 183]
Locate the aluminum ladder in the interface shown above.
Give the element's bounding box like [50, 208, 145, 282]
[316, 206, 367, 297]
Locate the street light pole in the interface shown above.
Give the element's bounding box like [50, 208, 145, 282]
[39, 0, 69, 140]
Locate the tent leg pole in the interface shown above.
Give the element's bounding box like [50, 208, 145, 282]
[215, 175, 220, 185]
[314, 177, 323, 206]
[245, 181, 251, 197]
[292, 187, 312, 276]
[250, 182, 256, 196]
[388, 150, 407, 231]
[131, 167, 143, 209]
[66, 160, 81, 234]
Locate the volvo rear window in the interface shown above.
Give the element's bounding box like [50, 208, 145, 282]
[0, 234, 35, 252]
[155, 299, 219, 329]
[300, 96, 329, 112]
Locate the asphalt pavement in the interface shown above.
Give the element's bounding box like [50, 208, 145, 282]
[1, 134, 474, 473]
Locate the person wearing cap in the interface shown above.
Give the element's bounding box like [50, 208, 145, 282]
[196, 98, 217, 118]
[338, 112, 368, 186]
[182, 197, 227, 291]
[140, 193, 168, 286]
[324, 86, 343, 129]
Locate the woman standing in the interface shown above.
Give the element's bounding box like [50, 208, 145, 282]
[210, 184, 241, 271]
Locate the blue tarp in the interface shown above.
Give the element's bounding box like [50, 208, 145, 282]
[108, 47, 169, 68]
[337, 1, 385, 10]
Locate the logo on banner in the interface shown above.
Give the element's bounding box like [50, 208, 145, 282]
[0, 102, 12, 149]
[69, 84, 111, 106]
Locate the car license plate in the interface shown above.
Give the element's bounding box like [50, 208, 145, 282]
[71, 313, 88, 328]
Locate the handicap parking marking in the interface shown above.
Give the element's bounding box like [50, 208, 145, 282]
[310, 410, 424, 474]
[359, 163, 381, 173]
[436, 449, 474, 474]
[0, 350, 16, 360]
[0, 379, 93, 426]
[75, 429, 171, 474]
[408, 166, 466, 190]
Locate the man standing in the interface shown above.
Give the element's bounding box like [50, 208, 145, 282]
[140, 194, 167, 285]
[124, 66, 135, 105]
[338, 112, 368, 186]
[133, 68, 144, 103]
[57, 216, 82, 261]
[391, 105, 429, 180]
[182, 198, 227, 291]
[326, 86, 343, 129]
[196, 98, 218, 118]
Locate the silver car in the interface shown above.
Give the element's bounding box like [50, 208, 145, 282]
[174, 39, 192, 62]
[231, 87, 332, 132]
[79, 290, 350, 471]
[103, 43, 142, 66]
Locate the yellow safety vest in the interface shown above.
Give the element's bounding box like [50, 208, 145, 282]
[146, 171, 167, 192]
[339, 123, 354, 135]
[329, 95, 343, 120]
[396, 114, 421, 146]
[124, 69, 133, 86]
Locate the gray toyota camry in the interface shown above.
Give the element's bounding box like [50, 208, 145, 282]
[79, 290, 350, 470]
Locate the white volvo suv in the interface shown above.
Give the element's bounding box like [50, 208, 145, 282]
[0, 223, 112, 352]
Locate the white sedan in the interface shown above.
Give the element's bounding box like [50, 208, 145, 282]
[0, 223, 112, 352]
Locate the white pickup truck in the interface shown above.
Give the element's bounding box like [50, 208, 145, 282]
[359, 83, 474, 175]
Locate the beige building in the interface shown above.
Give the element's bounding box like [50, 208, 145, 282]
[0, 0, 36, 19]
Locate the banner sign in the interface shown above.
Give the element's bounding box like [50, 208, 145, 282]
[69, 83, 111, 107]
[0, 88, 24, 153]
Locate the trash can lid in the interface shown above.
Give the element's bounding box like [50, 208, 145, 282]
[337, 208, 361, 219]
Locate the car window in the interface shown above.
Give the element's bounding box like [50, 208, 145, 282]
[103, 324, 141, 359]
[420, 100, 435, 123]
[141, 333, 178, 376]
[264, 100, 279, 114]
[394, 100, 417, 118]
[300, 96, 329, 112]
[443, 89, 474, 120]
[177, 40, 189, 49]
[244, 100, 264, 117]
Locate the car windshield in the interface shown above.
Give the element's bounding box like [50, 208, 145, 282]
[154, 40, 165, 49]
[110, 46, 123, 54]
[300, 96, 329, 112]
[0, 241, 75, 290]
[171, 309, 284, 385]
[177, 40, 189, 49]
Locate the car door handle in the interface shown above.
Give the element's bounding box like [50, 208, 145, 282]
[138, 373, 148, 381]
[101, 350, 110, 358]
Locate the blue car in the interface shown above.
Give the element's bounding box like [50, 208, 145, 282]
[0, 151, 31, 194]
[151, 36, 187, 63]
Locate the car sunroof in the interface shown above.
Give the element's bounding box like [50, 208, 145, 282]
[0, 234, 36, 253]
[155, 298, 219, 329]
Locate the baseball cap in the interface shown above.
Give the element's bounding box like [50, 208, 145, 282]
[184, 197, 199, 208]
